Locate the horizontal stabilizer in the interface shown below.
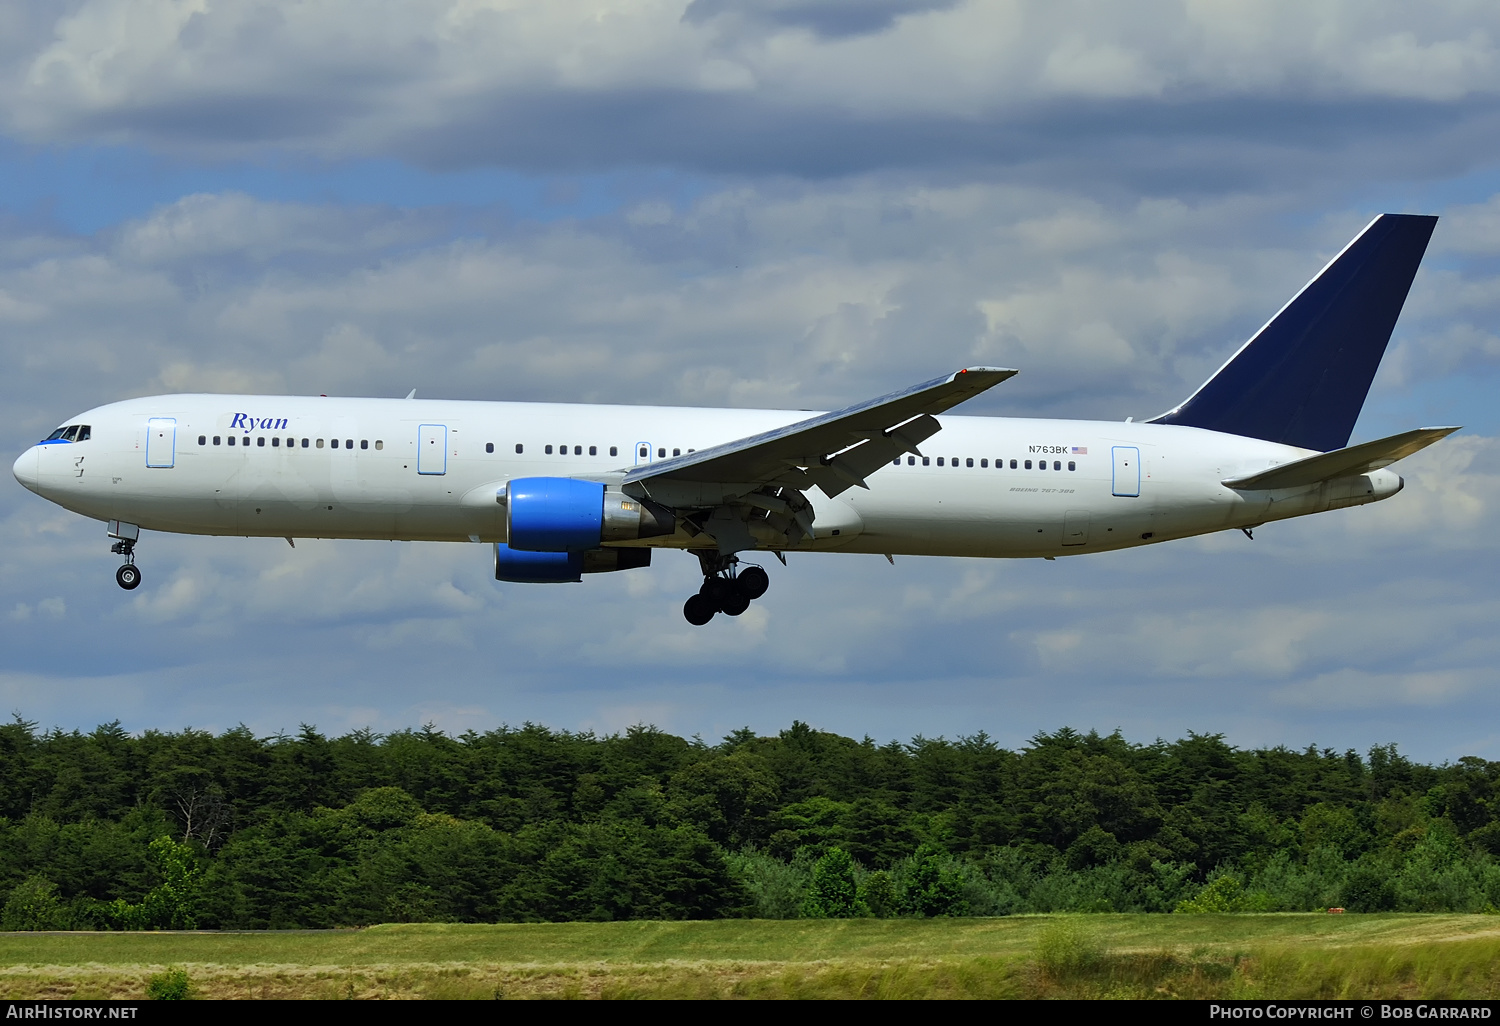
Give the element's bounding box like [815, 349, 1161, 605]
[1222, 426, 1460, 490]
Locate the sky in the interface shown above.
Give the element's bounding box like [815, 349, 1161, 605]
[3, 0, 1500, 761]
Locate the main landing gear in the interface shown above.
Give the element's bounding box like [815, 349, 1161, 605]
[108, 521, 142, 590]
[683, 553, 770, 626]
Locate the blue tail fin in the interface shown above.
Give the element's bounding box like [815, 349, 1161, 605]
[1149, 214, 1437, 452]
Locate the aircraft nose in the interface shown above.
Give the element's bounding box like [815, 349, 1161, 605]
[12, 447, 39, 494]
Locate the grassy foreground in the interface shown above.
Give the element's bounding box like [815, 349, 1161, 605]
[3, 915, 1499, 1000]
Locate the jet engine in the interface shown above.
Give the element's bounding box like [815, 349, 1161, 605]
[494, 543, 652, 583]
[503, 477, 674, 552]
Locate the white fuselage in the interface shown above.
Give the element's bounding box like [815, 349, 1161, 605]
[12, 394, 1402, 560]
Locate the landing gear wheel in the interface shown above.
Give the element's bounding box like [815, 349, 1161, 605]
[116, 564, 141, 590]
[700, 576, 733, 610]
[683, 593, 716, 626]
[737, 565, 769, 600]
[720, 587, 751, 617]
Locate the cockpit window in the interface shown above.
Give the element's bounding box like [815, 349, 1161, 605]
[40, 425, 89, 443]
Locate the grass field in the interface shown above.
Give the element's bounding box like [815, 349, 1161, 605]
[3, 915, 1499, 999]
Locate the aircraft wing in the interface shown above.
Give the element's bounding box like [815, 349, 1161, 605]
[624, 367, 1016, 505]
[1222, 426, 1460, 490]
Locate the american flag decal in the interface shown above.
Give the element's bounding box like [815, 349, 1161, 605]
[1070, 446, 1088, 455]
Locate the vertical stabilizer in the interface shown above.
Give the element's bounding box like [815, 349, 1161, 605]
[1149, 214, 1437, 452]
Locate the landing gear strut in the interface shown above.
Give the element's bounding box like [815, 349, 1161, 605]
[683, 553, 770, 626]
[108, 521, 142, 590]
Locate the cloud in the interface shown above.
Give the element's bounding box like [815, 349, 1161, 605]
[3, 1, 1500, 182]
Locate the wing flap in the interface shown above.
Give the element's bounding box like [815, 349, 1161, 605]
[1222, 426, 1460, 490]
[624, 368, 1014, 499]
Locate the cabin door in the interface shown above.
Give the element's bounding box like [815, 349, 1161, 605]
[1111, 446, 1140, 497]
[417, 424, 448, 475]
[145, 418, 176, 468]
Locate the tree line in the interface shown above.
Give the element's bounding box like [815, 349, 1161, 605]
[1, 716, 1498, 928]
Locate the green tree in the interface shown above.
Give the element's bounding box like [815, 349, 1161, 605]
[1, 876, 66, 930]
[901, 844, 969, 917]
[800, 847, 867, 918]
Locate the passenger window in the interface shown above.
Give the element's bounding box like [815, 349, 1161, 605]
[1068, 461, 1075, 471]
[658, 448, 666, 458]
[639, 446, 648, 458]
[198, 435, 206, 445]
[1010, 459, 1017, 469]
[545, 445, 553, 454]
[981, 459, 987, 467]
[937, 457, 944, 466]
[213, 436, 221, 445]
[272, 437, 280, 447]
[610, 446, 618, 456]
[486, 442, 494, 453]
[302, 438, 310, 448]
[589, 445, 597, 456]
[77, 426, 90, 441]
[1053, 460, 1061, 470]
[673, 448, 680, 457]
[515, 444, 523, 454]
[574, 445, 582, 455]
[228, 436, 236, 446]
[922, 457, 930, 466]
[331, 439, 339, 449]
[908, 456, 915, 465]
[346, 439, 353, 449]
[375, 440, 383, 450]
[892, 458, 901, 466]
[1024, 459, 1031, 469]
[258, 436, 266, 447]
[361, 440, 369, 450]
[966, 458, 974, 468]
[316, 439, 324, 449]
[286, 438, 293, 447]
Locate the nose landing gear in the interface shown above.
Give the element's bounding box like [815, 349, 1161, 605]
[683, 553, 770, 625]
[108, 521, 142, 590]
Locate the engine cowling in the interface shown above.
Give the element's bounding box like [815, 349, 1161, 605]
[505, 477, 674, 552]
[494, 544, 583, 583]
[507, 477, 604, 552]
[493, 543, 652, 583]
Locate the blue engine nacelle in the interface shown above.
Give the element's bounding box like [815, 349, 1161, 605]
[494, 544, 584, 583]
[506, 477, 605, 552]
[494, 544, 651, 583]
[505, 477, 674, 552]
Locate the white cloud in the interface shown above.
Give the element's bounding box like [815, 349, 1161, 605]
[2, 1, 1499, 168]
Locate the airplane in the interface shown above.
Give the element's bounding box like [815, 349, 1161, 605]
[12, 213, 1458, 626]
